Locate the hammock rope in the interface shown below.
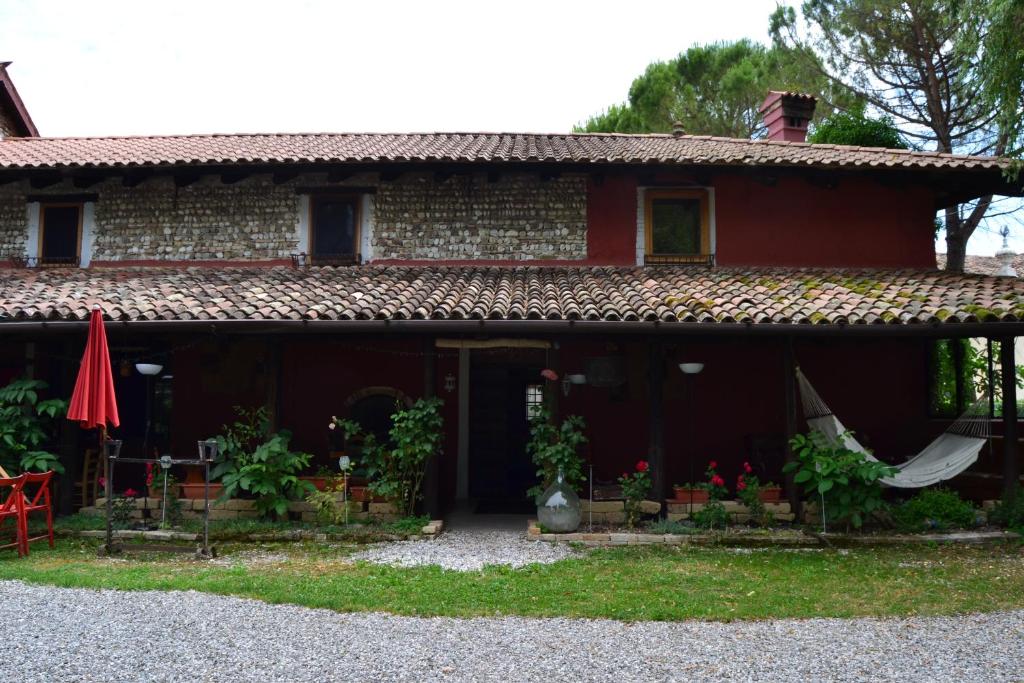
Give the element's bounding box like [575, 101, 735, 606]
[795, 367, 990, 488]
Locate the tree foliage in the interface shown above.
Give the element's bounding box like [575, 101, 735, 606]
[770, 0, 1023, 272]
[807, 102, 907, 148]
[576, 39, 841, 137]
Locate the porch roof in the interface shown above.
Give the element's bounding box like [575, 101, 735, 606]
[0, 265, 1023, 333]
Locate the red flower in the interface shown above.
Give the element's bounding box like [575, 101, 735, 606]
[98, 476, 106, 489]
[743, 462, 753, 474]
[711, 475, 725, 487]
[145, 462, 154, 486]
[708, 461, 718, 470]
[737, 481, 747, 491]
[635, 460, 649, 473]
[540, 368, 559, 381]
[622, 472, 628, 479]
[123, 488, 139, 498]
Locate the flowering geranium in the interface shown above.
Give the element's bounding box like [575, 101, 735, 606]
[618, 459, 653, 528]
[123, 488, 139, 498]
[145, 462, 155, 487]
[736, 461, 771, 528]
[701, 461, 727, 501]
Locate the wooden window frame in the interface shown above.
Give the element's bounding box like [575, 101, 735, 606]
[38, 202, 83, 266]
[308, 194, 362, 265]
[643, 189, 711, 265]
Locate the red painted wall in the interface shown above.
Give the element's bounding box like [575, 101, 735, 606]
[584, 171, 938, 268]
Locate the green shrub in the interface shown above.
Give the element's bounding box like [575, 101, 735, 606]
[212, 406, 314, 519]
[525, 406, 587, 500]
[336, 397, 444, 518]
[891, 488, 977, 532]
[0, 378, 67, 474]
[990, 488, 1024, 531]
[786, 431, 897, 530]
[692, 500, 729, 530]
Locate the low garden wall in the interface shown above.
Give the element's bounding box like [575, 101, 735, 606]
[666, 500, 795, 523]
[85, 494, 400, 523]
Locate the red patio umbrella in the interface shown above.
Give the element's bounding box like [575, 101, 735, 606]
[67, 305, 120, 552]
[67, 305, 120, 432]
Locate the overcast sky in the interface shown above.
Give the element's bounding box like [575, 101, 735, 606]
[0, 0, 1012, 254]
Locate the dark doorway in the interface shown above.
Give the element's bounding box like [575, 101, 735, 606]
[468, 353, 543, 510]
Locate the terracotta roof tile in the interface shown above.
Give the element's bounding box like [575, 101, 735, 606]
[0, 132, 1012, 173]
[0, 265, 1022, 327]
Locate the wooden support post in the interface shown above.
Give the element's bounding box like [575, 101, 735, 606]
[1001, 337, 1019, 500]
[422, 337, 440, 516]
[782, 337, 800, 517]
[647, 340, 666, 505]
[455, 348, 470, 500]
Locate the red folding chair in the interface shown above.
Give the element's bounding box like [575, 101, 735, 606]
[19, 471, 54, 554]
[0, 474, 27, 557]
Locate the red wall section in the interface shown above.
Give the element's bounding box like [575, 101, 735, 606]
[586, 175, 638, 265]
[713, 175, 937, 268]
[582, 171, 938, 268]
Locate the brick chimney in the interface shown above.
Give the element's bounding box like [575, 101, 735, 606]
[759, 91, 816, 143]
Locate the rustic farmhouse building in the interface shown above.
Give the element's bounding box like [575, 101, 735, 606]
[1, 62, 1022, 514]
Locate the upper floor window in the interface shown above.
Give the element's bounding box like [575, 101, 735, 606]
[644, 189, 710, 265]
[310, 195, 360, 265]
[39, 203, 82, 266]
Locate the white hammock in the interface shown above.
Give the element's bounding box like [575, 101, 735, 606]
[796, 368, 990, 488]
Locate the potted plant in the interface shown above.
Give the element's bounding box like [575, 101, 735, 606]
[619, 460, 652, 528]
[672, 483, 709, 503]
[300, 465, 336, 492]
[758, 481, 784, 503]
[179, 479, 225, 499]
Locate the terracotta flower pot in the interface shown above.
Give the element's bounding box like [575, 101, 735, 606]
[299, 476, 332, 492]
[349, 485, 370, 502]
[673, 487, 709, 504]
[758, 487, 783, 503]
[179, 483, 224, 499]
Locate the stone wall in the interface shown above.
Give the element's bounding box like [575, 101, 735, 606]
[92, 176, 300, 260]
[0, 170, 590, 262]
[0, 186, 27, 256]
[373, 173, 587, 260]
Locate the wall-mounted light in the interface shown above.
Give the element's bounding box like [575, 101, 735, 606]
[678, 363, 704, 375]
[135, 363, 164, 376]
[444, 373, 456, 392]
[561, 373, 587, 396]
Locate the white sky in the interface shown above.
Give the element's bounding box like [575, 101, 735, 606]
[0, 0, 1013, 254]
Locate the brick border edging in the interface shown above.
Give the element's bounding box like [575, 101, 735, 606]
[526, 521, 1020, 547]
[60, 519, 444, 544]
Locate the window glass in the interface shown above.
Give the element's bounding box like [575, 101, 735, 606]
[650, 197, 702, 255]
[312, 198, 357, 259]
[40, 205, 80, 263]
[526, 384, 545, 419]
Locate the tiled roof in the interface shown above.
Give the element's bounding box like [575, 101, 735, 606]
[0, 132, 1011, 173]
[936, 253, 1024, 277]
[0, 265, 1022, 326]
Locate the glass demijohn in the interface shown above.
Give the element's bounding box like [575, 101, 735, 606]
[537, 469, 581, 533]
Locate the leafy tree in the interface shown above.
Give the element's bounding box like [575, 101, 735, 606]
[770, 0, 1024, 272]
[576, 39, 841, 137]
[807, 102, 907, 148]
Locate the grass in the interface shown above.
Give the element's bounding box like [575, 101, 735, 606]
[0, 539, 1022, 622]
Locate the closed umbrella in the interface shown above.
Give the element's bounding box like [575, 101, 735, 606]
[67, 305, 120, 551]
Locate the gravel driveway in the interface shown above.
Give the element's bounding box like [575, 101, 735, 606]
[1, 580, 1021, 682]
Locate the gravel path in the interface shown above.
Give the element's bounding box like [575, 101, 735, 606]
[1, 580, 1021, 682]
[349, 529, 580, 570]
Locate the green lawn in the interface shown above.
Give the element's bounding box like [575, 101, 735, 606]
[0, 539, 1022, 622]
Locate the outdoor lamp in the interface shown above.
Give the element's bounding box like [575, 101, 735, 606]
[444, 373, 456, 393]
[197, 439, 219, 462]
[159, 454, 172, 470]
[679, 362, 705, 375]
[135, 363, 164, 376]
[103, 438, 123, 460]
[338, 455, 351, 472]
[561, 373, 587, 396]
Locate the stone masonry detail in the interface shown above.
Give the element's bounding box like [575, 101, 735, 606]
[0, 171, 588, 262]
[93, 176, 299, 260]
[372, 173, 587, 260]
